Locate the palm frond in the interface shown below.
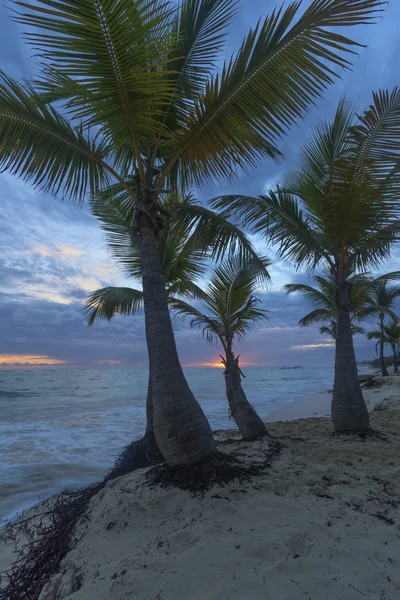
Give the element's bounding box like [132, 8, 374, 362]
[84, 286, 144, 326]
[299, 308, 334, 327]
[171, 201, 271, 282]
[16, 0, 176, 152]
[163, 0, 384, 184]
[168, 0, 238, 103]
[169, 297, 223, 344]
[0, 72, 109, 200]
[284, 283, 332, 309]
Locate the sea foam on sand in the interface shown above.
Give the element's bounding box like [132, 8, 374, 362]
[25, 410, 400, 600]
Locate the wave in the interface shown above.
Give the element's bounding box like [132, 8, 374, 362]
[0, 390, 29, 399]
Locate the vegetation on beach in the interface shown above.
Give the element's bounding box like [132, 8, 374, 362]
[212, 90, 400, 433]
[170, 256, 270, 440]
[0, 0, 386, 466]
[2, 1, 400, 598]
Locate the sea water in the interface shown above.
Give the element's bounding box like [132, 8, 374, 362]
[0, 366, 337, 523]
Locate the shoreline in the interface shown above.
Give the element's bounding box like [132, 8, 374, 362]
[266, 375, 400, 422]
[2, 375, 399, 528]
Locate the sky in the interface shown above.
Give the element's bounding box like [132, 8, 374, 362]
[1, 0, 400, 369]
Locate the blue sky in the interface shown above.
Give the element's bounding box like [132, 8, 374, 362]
[1, 0, 400, 368]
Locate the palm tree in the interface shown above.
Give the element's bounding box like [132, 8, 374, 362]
[362, 283, 400, 375]
[320, 320, 365, 339]
[212, 89, 400, 433]
[85, 192, 265, 452]
[170, 257, 270, 440]
[0, 0, 385, 463]
[367, 321, 400, 374]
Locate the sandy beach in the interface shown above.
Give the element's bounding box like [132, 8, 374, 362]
[2, 377, 400, 600]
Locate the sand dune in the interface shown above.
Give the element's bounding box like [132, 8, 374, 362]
[32, 410, 400, 600]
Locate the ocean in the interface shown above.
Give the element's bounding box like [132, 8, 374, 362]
[0, 365, 338, 524]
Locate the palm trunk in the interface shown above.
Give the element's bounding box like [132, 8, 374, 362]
[391, 344, 398, 373]
[144, 371, 158, 448]
[331, 282, 370, 433]
[380, 314, 389, 376]
[137, 215, 215, 466]
[222, 352, 268, 440]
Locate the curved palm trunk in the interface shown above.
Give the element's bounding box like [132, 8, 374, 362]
[222, 352, 268, 440]
[380, 314, 389, 376]
[331, 282, 370, 433]
[137, 216, 215, 466]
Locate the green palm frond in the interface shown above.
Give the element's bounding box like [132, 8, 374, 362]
[284, 283, 332, 309]
[84, 286, 144, 326]
[170, 256, 270, 349]
[172, 201, 271, 280]
[168, 0, 238, 104]
[366, 330, 381, 340]
[16, 0, 176, 154]
[169, 298, 224, 344]
[0, 72, 109, 200]
[164, 0, 384, 185]
[299, 308, 334, 327]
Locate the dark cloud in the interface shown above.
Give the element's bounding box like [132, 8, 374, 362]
[1, 1, 399, 367]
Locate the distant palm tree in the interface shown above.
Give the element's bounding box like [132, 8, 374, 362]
[362, 283, 400, 375]
[320, 320, 365, 340]
[212, 89, 400, 433]
[367, 321, 400, 374]
[170, 257, 270, 440]
[85, 192, 265, 451]
[0, 0, 386, 464]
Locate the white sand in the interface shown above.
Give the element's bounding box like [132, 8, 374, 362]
[2, 378, 400, 600]
[27, 411, 400, 600]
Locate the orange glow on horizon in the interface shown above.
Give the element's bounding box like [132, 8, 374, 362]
[183, 359, 270, 368]
[0, 354, 68, 366]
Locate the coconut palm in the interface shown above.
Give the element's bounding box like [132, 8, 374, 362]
[85, 192, 266, 452]
[0, 0, 385, 463]
[170, 257, 270, 440]
[320, 320, 365, 339]
[211, 89, 400, 433]
[361, 282, 400, 376]
[367, 321, 400, 373]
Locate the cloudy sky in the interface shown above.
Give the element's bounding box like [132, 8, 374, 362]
[1, 0, 400, 369]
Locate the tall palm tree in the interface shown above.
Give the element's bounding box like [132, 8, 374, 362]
[85, 192, 266, 450]
[212, 89, 400, 433]
[367, 321, 400, 374]
[170, 257, 270, 440]
[0, 0, 385, 463]
[362, 283, 400, 375]
[320, 320, 365, 339]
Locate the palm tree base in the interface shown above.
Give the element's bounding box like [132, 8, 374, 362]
[104, 432, 163, 483]
[145, 441, 281, 492]
[332, 428, 386, 440]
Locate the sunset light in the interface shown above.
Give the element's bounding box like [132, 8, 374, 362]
[0, 354, 68, 366]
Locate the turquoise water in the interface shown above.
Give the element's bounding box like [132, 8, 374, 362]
[0, 366, 335, 523]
